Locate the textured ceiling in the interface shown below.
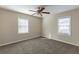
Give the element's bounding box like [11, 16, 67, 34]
[45, 5, 79, 14]
[0, 5, 79, 18]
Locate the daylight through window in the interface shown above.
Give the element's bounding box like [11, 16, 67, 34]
[18, 17, 28, 34]
[58, 17, 71, 35]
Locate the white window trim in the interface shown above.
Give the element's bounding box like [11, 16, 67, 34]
[57, 16, 71, 36]
[18, 16, 29, 34]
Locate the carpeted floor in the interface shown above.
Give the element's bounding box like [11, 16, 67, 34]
[0, 37, 79, 54]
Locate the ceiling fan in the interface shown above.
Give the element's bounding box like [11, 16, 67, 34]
[29, 6, 50, 16]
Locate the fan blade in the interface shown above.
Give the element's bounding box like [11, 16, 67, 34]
[40, 7, 45, 12]
[32, 13, 36, 15]
[42, 12, 50, 14]
[29, 10, 36, 12]
[40, 13, 42, 16]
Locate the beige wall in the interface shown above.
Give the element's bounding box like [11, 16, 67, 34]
[0, 9, 42, 46]
[42, 8, 79, 46]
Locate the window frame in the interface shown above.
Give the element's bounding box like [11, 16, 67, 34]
[18, 16, 29, 34]
[57, 16, 71, 36]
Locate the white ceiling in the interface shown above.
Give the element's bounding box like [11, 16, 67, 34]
[45, 5, 79, 14]
[0, 5, 79, 18]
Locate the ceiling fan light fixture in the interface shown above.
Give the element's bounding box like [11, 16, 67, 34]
[29, 6, 50, 16]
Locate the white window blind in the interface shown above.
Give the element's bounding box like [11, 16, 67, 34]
[58, 17, 71, 35]
[18, 17, 28, 34]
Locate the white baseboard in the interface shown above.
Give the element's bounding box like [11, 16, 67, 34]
[52, 37, 79, 47]
[0, 34, 41, 46]
[43, 36, 79, 47]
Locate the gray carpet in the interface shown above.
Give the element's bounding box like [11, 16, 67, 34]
[0, 37, 79, 54]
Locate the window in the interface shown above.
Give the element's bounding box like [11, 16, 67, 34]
[18, 17, 28, 34]
[58, 17, 71, 35]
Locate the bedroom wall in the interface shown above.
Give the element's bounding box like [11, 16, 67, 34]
[0, 9, 42, 46]
[42, 8, 79, 46]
